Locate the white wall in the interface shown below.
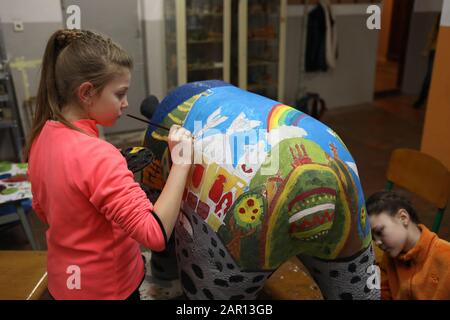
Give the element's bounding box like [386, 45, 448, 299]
[141, 0, 164, 21]
[287, 3, 373, 17]
[0, 0, 62, 23]
[284, 4, 379, 109]
[441, 0, 450, 26]
[0, 0, 63, 160]
[141, 0, 167, 101]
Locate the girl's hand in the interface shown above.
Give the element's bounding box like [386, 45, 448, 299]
[168, 125, 193, 168]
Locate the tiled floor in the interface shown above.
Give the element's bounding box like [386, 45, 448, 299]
[1, 94, 448, 299]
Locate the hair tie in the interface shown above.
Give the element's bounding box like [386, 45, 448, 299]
[55, 29, 82, 51]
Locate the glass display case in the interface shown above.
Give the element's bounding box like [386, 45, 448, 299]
[164, 0, 286, 101]
[164, 0, 179, 92]
[236, 0, 286, 101]
[164, 0, 231, 92]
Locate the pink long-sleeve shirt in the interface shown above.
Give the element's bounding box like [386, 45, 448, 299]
[27, 119, 166, 300]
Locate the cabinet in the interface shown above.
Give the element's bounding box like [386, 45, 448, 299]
[165, 0, 232, 92]
[165, 0, 286, 101]
[237, 0, 286, 101]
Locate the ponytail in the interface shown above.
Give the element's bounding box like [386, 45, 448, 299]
[24, 30, 76, 159]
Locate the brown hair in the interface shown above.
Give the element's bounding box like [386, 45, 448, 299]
[366, 190, 421, 224]
[24, 29, 133, 159]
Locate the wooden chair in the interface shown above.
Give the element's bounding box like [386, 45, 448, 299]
[374, 148, 450, 265]
[0, 250, 47, 299]
[385, 148, 450, 233]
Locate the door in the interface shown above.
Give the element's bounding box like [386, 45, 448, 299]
[387, 0, 414, 88]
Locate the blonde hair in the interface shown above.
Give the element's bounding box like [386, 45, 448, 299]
[24, 29, 133, 159]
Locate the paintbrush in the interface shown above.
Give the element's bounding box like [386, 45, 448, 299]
[127, 113, 196, 140]
[127, 113, 197, 141]
[126, 114, 171, 131]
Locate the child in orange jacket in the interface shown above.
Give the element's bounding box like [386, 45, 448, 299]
[367, 191, 450, 300]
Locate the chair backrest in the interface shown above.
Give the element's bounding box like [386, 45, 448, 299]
[386, 148, 450, 232]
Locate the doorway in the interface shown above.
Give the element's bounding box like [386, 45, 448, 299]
[374, 0, 414, 96]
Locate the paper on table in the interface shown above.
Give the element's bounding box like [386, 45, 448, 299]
[0, 162, 32, 205]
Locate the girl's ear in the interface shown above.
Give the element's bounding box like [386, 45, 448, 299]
[77, 82, 95, 105]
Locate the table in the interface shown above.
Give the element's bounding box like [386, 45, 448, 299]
[0, 164, 48, 300]
[0, 161, 36, 250]
[0, 161, 31, 204]
[0, 250, 47, 300]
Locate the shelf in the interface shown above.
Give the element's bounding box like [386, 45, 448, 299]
[249, 12, 278, 16]
[186, 12, 223, 18]
[248, 60, 277, 67]
[166, 38, 223, 44]
[163, 0, 284, 101]
[188, 38, 223, 44]
[248, 37, 277, 42]
[247, 82, 277, 92]
[0, 66, 25, 162]
[0, 119, 17, 129]
[188, 62, 224, 71]
[187, 14, 223, 18]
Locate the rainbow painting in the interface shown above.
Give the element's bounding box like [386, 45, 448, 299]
[267, 104, 307, 132]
